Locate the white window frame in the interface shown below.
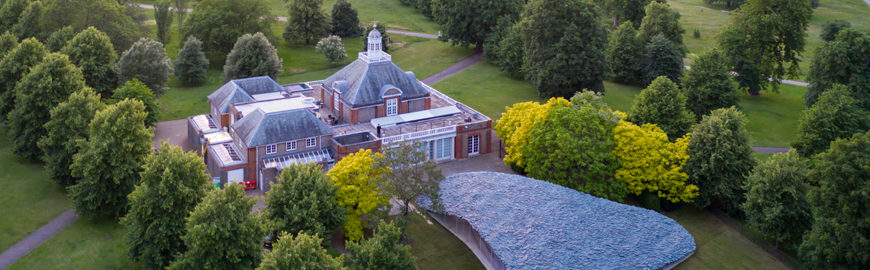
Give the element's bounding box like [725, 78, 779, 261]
[266, 144, 277, 154]
[306, 137, 317, 148]
[333, 92, 340, 111]
[386, 98, 398, 116]
[286, 141, 296, 151]
[468, 135, 480, 155]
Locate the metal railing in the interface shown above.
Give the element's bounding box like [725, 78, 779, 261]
[381, 125, 456, 144]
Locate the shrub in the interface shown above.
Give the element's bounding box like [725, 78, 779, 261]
[316, 35, 347, 65]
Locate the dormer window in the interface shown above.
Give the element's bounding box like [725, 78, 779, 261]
[386, 98, 398, 116]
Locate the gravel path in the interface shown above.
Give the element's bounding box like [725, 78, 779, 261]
[0, 209, 79, 269]
[422, 52, 484, 85]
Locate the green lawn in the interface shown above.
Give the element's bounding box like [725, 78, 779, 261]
[0, 126, 72, 251]
[406, 211, 485, 270]
[7, 218, 143, 270]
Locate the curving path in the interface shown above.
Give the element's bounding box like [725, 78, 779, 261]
[0, 210, 79, 269]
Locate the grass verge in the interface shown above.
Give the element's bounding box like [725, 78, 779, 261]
[406, 211, 485, 270]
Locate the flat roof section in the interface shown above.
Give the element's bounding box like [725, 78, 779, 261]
[235, 97, 318, 117]
[370, 106, 461, 128]
[189, 114, 219, 134]
[208, 143, 246, 167]
[251, 92, 285, 101]
[203, 131, 233, 145]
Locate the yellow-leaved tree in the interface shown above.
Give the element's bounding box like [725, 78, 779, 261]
[328, 149, 390, 241]
[612, 112, 698, 203]
[495, 98, 571, 169]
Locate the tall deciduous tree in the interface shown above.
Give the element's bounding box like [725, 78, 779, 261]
[805, 30, 870, 109]
[180, 0, 274, 60]
[112, 79, 159, 126]
[168, 185, 264, 270]
[41, 0, 144, 53]
[0, 31, 17, 56]
[328, 149, 390, 242]
[494, 99, 552, 170]
[718, 0, 812, 95]
[223, 32, 283, 81]
[685, 107, 755, 215]
[704, 0, 745, 9]
[154, 0, 173, 45]
[800, 131, 870, 269]
[819, 19, 850, 42]
[637, 1, 684, 52]
[316, 35, 347, 65]
[793, 85, 870, 157]
[345, 221, 416, 270]
[484, 17, 523, 78]
[606, 0, 651, 27]
[741, 151, 810, 249]
[10, 1, 43, 40]
[174, 0, 190, 30]
[607, 21, 643, 84]
[682, 48, 739, 120]
[38, 88, 105, 187]
[8, 53, 85, 162]
[283, 0, 330, 45]
[376, 141, 444, 215]
[628, 76, 695, 139]
[0, 38, 46, 118]
[330, 0, 361, 38]
[264, 163, 345, 243]
[520, 0, 609, 97]
[641, 34, 683, 86]
[122, 142, 211, 270]
[431, 0, 523, 48]
[118, 37, 172, 96]
[0, 0, 28, 33]
[62, 27, 118, 98]
[44, 26, 75, 52]
[173, 36, 209, 86]
[68, 99, 152, 218]
[257, 232, 346, 270]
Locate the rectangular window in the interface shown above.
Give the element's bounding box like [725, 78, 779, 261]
[334, 92, 340, 111]
[306, 137, 317, 148]
[386, 98, 398, 116]
[468, 135, 480, 155]
[266, 144, 277, 154]
[286, 141, 296, 151]
[435, 137, 453, 160]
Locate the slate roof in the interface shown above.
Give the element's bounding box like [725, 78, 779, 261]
[231, 108, 333, 147]
[421, 172, 696, 270]
[322, 59, 429, 107]
[208, 76, 284, 114]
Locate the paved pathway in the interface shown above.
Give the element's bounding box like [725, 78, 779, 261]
[0, 209, 79, 269]
[682, 58, 808, 87]
[752, 147, 790, 154]
[422, 52, 484, 85]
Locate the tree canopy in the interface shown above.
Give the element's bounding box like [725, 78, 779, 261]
[805, 30, 870, 109]
[345, 220, 417, 270]
[316, 35, 347, 65]
[257, 232, 346, 270]
[284, 0, 331, 45]
[330, 0, 361, 38]
[37, 88, 105, 187]
[628, 76, 695, 139]
[264, 163, 345, 244]
[122, 142, 211, 270]
[0, 0, 29, 33]
[430, 0, 524, 47]
[637, 1, 684, 52]
[741, 151, 810, 249]
[0, 38, 46, 119]
[820, 19, 850, 42]
[62, 27, 118, 98]
[154, 0, 173, 44]
[112, 79, 159, 126]
[641, 34, 684, 86]
[793, 84, 870, 157]
[118, 38, 173, 97]
[180, 0, 274, 61]
[173, 36, 210, 86]
[10, 1, 44, 40]
[45, 26, 75, 52]
[682, 48, 739, 120]
[41, 0, 144, 53]
[223, 32, 283, 81]
[376, 141, 444, 215]
[328, 149, 390, 242]
[605, 0, 651, 27]
[607, 21, 643, 84]
[0, 31, 17, 55]
[484, 17, 524, 78]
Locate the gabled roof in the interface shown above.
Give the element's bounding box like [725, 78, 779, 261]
[232, 108, 333, 147]
[207, 76, 284, 114]
[322, 59, 429, 107]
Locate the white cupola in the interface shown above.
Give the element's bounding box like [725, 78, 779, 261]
[359, 24, 391, 63]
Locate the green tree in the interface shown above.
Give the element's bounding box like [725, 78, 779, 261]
[257, 232, 346, 270]
[330, 0, 361, 38]
[682, 48, 739, 120]
[376, 141, 444, 215]
[264, 163, 345, 243]
[44, 26, 75, 52]
[0, 38, 46, 118]
[805, 30, 870, 109]
[41, 0, 143, 53]
[415, 0, 433, 18]
[800, 131, 870, 269]
[820, 19, 850, 42]
[118, 37, 172, 97]
[607, 21, 643, 84]
[154, 0, 172, 44]
[316, 35, 347, 65]
[173, 36, 209, 86]
[605, 0, 651, 27]
[704, 0, 745, 9]
[484, 17, 523, 78]
[637, 1, 684, 52]
[641, 34, 683, 86]
[345, 220, 416, 270]
[0, 31, 17, 56]
[628, 76, 694, 139]
[180, 0, 274, 61]
[10, 1, 43, 40]
[718, 0, 812, 95]
[430, 0, 523, 48]
[0, 0, 28, 33]
[793, 85, 870, 157]
[174, 0, 190, 30]
[520, 0, 609, 96]
[283, 0, 330, 45]
[62, 27, 118, 98]
[362, 24, 390, 52]
[168, 185, 264, 270]
[8, 53, 86, 162]
[112, 79, 159, 126]
[223, 32, 283, 81]
[68, 99, 152, 218]
[121, 142, 211, 270]
[685, 107, 756, 215]
[37, 88, 105, 187]
[741, 151, 810, 249]
[328, 149, 390, 242]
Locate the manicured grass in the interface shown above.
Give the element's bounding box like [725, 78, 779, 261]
[433, 62, 542, 119]
[0, 126, 72, 251]
[7, 218, 143, 270]
[405, 211, 485, 270]
[666, 207, 789, 269]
